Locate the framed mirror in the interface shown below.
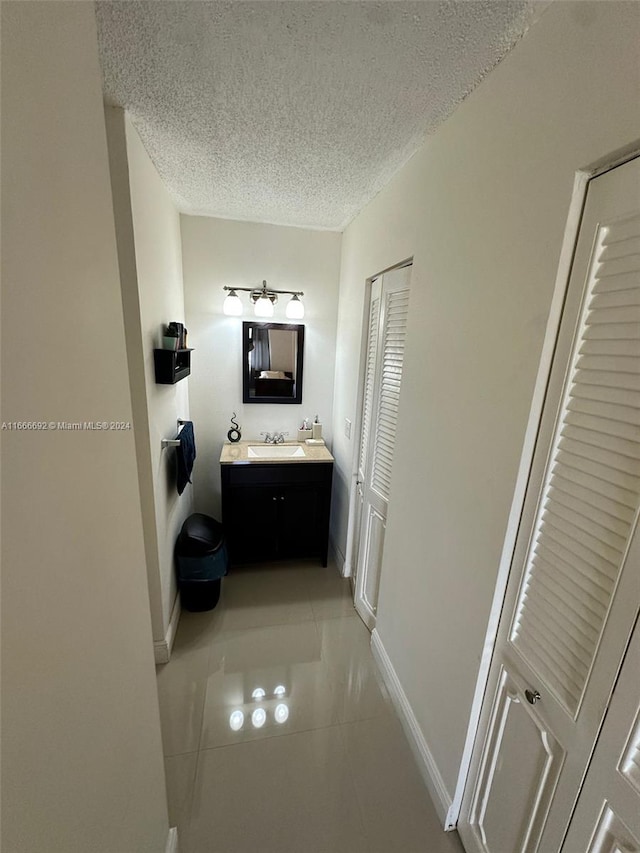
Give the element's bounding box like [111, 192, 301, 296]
[242, 321, 304, 404]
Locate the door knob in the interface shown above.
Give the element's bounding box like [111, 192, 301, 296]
[525, 689, 541, 705]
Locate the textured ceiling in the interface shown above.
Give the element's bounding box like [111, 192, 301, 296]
[96, 1, 540, 230]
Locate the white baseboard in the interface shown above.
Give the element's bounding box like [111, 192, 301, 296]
[154, 594, 181, 665]
[329, 537, 348, 576]
[165, 826, 179, 853]
[370, 628, 454, 830]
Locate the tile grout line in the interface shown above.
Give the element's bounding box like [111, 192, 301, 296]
[335, 721, 376, 847]
[180, 748, 199, 853]
[195, 719, 349, 757]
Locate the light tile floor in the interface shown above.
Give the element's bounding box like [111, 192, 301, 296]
[157, 561, 465, 853]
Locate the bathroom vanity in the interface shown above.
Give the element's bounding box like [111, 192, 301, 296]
[220, 441, 333, 566]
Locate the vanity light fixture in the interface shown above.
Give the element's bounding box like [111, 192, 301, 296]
[222, 281, 304, 319]
[222, 288, 243, 316]
[254, 288, 274, 318]
[285, 293, 304, 320]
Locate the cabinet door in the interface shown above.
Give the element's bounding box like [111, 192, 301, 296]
[278, 484, 323, 559]
[226, 485, 278, 563]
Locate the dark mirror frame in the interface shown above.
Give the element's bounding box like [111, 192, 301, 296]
[242, 321, 305, 404]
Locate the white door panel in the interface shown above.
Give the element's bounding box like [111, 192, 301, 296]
[459, 157, 640, 852]
[620, 710, 640, 798]
[354, 265, 411, 628]
[586, 805, 639, 853]
[562, 618, 640, 853]
[361, 506, 386, 616]
[470, 667, 565, 852]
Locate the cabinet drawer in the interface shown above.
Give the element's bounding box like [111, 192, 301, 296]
[224, 462, 332, 487]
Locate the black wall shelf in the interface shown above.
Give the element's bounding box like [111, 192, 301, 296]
[153, 349, 193, 384]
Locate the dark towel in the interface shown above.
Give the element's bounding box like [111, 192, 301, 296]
[176, 421, 196, 495]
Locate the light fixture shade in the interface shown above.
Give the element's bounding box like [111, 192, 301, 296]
[286, 294, 304, 319]
[223, 290, 243, 316]
[254, 294, 274, 317]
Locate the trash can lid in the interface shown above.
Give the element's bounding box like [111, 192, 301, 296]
[177, 513, 224, 556]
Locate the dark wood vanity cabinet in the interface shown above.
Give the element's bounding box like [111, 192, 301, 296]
[221, 462, 333, 567]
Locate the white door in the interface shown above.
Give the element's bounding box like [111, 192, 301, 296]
[353, 264, 411, 629]
[561, 614, 640, 852]
[458, 157, 640, 852]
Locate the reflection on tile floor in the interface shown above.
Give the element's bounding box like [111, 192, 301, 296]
[157, 561, 464, 853]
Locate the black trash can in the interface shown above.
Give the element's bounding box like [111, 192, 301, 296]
[175, 513, 228, 612]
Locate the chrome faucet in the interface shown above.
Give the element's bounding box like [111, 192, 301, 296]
[260, 431, 289, 444]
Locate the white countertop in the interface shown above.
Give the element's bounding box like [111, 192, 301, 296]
[219, 440, 334, 465]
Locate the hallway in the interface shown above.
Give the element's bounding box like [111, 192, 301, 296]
[157, 563, 464, 853]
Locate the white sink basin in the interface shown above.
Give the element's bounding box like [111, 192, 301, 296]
[248, 445, 305, 459]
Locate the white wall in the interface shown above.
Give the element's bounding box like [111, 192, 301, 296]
[1, 3, 169, 850]
[121, 113, 193, 638]
[106, 109, 192, 643]
[105, 106, 166, 643]
[332, 0, 640, 803]
[181, 217, 342, 518]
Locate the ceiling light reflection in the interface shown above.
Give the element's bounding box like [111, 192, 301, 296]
[229, 710, 244, 731]
[252, 708, 267, 728]
[274, 703, 289, 724]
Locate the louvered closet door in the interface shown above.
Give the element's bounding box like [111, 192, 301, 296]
[353, 277, 381, 623]
[354, 265, 411, 628]
[459, 156, 640, 853]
